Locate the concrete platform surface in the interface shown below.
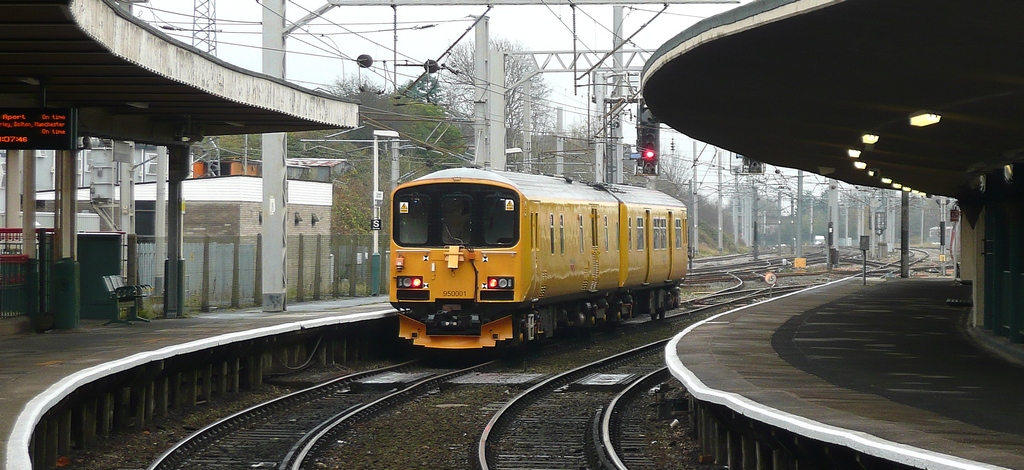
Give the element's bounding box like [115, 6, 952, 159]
[0, 297, 394, 469]
[668, 277, 1024, 470]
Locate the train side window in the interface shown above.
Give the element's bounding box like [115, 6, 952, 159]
[660, 218, 665, 249]
[559, 214, 565, 254]
[550, 214, 555, 254]
[655, 219, 663, 251]
[652, 218, 660, 250]
[395, 194, 430, 245]
[636, 217, 645, 251]
[604, 216, 609, 252]
[579, 214, 584, 253]
[662, 218, 669, 249]
[675, 218, 683, 249]
[660, 218, 667, 250]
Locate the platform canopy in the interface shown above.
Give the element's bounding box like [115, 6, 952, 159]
[642, 0, 1024, 199]
[0, 0, 358, 146]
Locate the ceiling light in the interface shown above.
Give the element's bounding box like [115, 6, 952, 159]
[909, 111, 941, 127]
[853, 161, 867, 170]
[847, 149, 861, 158]
[881, 177, 892, 184]
[867, 169, 876, 177]
[126, 102, 149, 109]
[861, 133, 879, 145]
[892, 183, 903, 189]
[902, 186, 912, 192]
[18, 77, 40, 86]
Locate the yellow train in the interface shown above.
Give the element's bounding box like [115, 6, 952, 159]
[390, 168, 687, 349]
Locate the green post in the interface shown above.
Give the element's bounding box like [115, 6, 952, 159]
[53, 259, 79, 329]
[25, 259, 38, 320]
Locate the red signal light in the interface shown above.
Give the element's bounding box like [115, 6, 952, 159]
[488, 278, 498, 289]
[642, 148, 656, 160]
[411, 277, 422, 288]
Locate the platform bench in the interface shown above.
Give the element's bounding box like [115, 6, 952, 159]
[102, 274, 152, 325]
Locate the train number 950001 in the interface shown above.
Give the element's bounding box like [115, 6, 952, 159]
[442, 290, 468, 297]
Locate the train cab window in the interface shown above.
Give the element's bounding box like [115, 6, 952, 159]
[482, 195, 517, 245]
[636, 217, 645, 251]
[395, 194, 430, 245]
[441, 196, 473, 245]
[675, 218, 683, 249]
[550, 214, 555, 254]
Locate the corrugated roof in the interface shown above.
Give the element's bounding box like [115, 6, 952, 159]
[37, 176, 334, 206]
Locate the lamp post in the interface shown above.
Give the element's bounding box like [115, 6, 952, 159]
[372, 130, 399, 296]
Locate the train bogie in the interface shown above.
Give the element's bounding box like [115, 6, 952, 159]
[389, 168, 687, 349]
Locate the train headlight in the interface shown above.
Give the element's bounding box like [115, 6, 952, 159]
[397, 276, 424, 288]
[485, 276, 514, 289]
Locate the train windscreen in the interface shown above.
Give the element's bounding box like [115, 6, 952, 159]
[394, 184, 519, 248]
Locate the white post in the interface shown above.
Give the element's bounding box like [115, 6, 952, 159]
[523, 79, 532, 173]
[473, 16, 489, 168]
[717, 149, 723, 254]
[154, 146, 167, 295]
[372, 130, 398, 296]
[5, 150, 22, 227]
[262, 0, 288, 311]
[556, 108, 564, 175]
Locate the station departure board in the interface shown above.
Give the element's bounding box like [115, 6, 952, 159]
[0, 108, 77, 150]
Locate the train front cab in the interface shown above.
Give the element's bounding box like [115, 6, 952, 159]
[390, 179, 527, 349]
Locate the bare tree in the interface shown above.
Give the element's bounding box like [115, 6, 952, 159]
[436, 39, 555, 152]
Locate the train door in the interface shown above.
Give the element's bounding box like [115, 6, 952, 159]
[643, 209, 652, 283]
[531, 212, 539, 297]
[667, 211, 674, 278]
[589, 207, 599, 291]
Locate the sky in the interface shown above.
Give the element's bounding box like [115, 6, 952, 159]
[131, 0, 850, 199]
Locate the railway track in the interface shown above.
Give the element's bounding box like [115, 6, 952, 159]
[478, 341, 668, 470]
[146, 360, 494, 470]
[145, 264, 835, 470]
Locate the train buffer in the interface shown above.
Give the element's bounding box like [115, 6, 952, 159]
[102, 274, 152, 325]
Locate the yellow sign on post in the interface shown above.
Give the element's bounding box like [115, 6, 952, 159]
[793, 257, 806, 269]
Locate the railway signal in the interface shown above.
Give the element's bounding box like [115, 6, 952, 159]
[636, 102, 659, 176]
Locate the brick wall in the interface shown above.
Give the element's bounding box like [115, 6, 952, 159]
[182, 202, 331, 239]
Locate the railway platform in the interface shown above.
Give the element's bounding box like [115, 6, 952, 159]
[0, 297, 395, 470]
[668, 277, 1024, 469]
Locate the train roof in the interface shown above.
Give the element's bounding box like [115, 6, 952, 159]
[410, 168, 686, 209]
